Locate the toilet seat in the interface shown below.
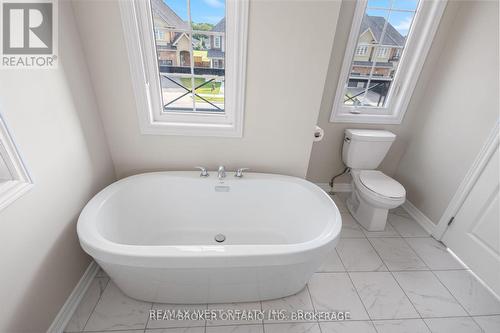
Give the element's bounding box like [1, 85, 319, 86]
[351, 170, 406, 209]
[359, 170, 406, 199]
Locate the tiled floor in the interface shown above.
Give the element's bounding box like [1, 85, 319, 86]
[65, 193, 500, 333]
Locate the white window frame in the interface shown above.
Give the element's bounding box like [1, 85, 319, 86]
[119, 0, 248, 137]
[0, 115, 33, 211]
[214, 35, 221, 49]
[330, 0, 447, 124]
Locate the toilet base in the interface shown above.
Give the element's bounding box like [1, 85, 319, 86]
[346, 191, 389, 231]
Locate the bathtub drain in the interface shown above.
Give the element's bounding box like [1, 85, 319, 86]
[214, 234, 226, 243]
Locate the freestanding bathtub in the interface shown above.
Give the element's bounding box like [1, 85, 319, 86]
[77, 171, 341, 303]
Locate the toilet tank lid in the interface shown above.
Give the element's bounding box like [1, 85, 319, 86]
[345, 129, 396, 142]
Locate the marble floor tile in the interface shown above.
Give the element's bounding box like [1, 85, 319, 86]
[84, 281, 151, 331]
[349, 272, 418, 320]
[307, 273, 369, 320]
[424, 317, 482, 333]
[390, 206, 411, 218]
[369, 238, 428, 271]
[319, 321, 377, 333]
[261, 287, 314, 323]
[147, 303, 207, 329]
[336, 238, 386, 272]
[317, 249, 345, 272]
[207, 301, 262, 326]
[331, 194, 349, 213]
[372, 319, 431, 333]
[392, 271, 467, 317]
[146, 327, 205, 333]
[472, 315, 500, 333]
[340, 213, 366, 238]
[264, 322, 320, 333]
[206, 324, 264, 333]
[405, 238, 466, 270]
[434, 270, 500, 315]
[65, 277, 109, 332]
[361, 223, 400, 238]
[387, 214, 429, 238]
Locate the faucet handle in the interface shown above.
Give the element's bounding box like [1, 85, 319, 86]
[195, 166, 209, 177]
[235, 168, 250, 178]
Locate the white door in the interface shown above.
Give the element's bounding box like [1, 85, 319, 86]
[442, 133, 500, 296]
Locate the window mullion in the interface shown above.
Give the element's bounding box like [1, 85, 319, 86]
[186, 0, 196, 112]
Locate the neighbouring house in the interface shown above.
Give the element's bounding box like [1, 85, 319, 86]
[349, 15, 405, 89]
[151, 0, 225, 71]
[208, 18, 225, 69]
[151, 0, 191, 68]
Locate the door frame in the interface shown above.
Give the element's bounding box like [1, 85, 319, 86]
[434, 121, 500, 240]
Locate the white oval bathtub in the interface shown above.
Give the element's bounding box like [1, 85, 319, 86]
[77, 171, 341, 303]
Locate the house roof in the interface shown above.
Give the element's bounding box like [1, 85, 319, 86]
[151, 0, 189, 30]
[361, 15, 405, 47]
[211, 18, 225, 32]
[208, 49, 224, 58]
[172, 32, 189, 46]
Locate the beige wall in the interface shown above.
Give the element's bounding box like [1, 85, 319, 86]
[72, 0, 341, 179]
[0, 2, 115, 332]
[394, 0, 499, 223]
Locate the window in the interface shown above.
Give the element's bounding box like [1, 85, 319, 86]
[120, 0, 248, 137]
[355, 45, 368, 56]
[330, 0, 447, 124]
[159, 59, 173, 66]
[375, 47, 389, 58]
[154, 29, 165, 40]
[0, 115, 32, 211]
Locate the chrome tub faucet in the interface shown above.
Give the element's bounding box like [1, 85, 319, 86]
[218, 166, 226, 180]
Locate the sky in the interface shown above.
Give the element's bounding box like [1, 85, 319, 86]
[162, 0, 416, 35]
[163, 0, 225, 25]
[367, 0, 419, 36]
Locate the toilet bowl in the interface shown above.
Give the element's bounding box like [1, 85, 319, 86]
[347, 169, 406, 231]
[341, 129, 406, 231]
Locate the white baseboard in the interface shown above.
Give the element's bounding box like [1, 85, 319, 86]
[402, 200, 437, 235]
[316, 182, 352, 193]
[333, 183, 352, 192]
[47, 261, 99, 333]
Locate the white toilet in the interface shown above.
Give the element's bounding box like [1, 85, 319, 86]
[342, 129, 406, 231]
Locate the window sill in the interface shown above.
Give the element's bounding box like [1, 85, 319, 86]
[138, 118, 243, 137]
[331, 112, 404, 125]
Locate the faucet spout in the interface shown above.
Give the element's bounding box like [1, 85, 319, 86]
[217, 166, 226, 180]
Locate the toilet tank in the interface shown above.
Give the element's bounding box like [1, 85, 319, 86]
[342, 129, 396, 169]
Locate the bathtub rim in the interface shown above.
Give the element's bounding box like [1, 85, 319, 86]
[77, 171, 341, 267]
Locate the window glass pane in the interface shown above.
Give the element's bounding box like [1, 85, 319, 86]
[161, 0, 189, 22]
[0, 154, 12, 182]
[160, 75, 195, 111]
[343, 1, 418, 108]
[151, 0, 225, 113]
[367, 0, 391, 8]
[193, 30, 224, 112]
[392, 0, 419, 11]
